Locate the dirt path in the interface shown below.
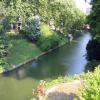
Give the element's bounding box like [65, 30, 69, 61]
[46, 80, 84, 100]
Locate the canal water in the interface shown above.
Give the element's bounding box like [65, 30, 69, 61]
[0, 32, 96, 100]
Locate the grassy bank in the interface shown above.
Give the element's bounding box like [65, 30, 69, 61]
[1, 30, 83, 73]
[45, 65, 100, 100]
[6, 39, 42, 68]
[5, 37, 67, 70]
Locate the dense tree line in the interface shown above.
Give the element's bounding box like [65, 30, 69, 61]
[0, 0, 85, 33]
[0, 0, 86, 50]
[86, 0, 100, 60]
[0, 0, 86, 71]
[87, 0, 100, 39]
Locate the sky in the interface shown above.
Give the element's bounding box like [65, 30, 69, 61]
[74, 0, 92, 14]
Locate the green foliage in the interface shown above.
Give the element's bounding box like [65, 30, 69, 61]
[0, 66, 4, 73]
[6, 31, 16, 36]
[86, 38, 100, 60]
[2, 16, 13, 31]
[0, 36, 10, 58]
[41, 25, 53, 37]
[80, 65, 100, 100]
[45, 65, 100, 100]
[0, 35, 11, 72]
[0, 0, 86, 70]
[46, 76, 74, 90]
[5, 0, 34, 23]
[0, 24, 4, 33]
[37, 25, 60, 51]
[46, 0, 85, 35]
[86, 0, 100, 60]
[87, 0, 100, 40]
[25, 15, 41, 40]
[7, 39, 42, 66]
[0, 0, 85, 36]
[0, 1, 6, 19]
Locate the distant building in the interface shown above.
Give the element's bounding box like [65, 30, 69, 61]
[16, 17, 22, 31]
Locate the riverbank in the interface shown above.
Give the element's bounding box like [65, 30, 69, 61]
[0, 32, 89, 74]
[0, 33, 99, 100]
[31, 65, 100, 100]
[1, 37, 67, 74]
[6, 39, 42, 68]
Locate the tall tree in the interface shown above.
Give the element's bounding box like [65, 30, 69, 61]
[86, 0, 100, 60]
[88, 0, 100, 39]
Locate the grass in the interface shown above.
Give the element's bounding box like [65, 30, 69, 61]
[45, 65, 100, 100]
[5, 35, 75, 69]
[59, 37, 67, 46]
[5, 35, 68, 69]
[7, 39, 42, 67]
[0, 66, 5, 73]
[45, 76, 75, 90]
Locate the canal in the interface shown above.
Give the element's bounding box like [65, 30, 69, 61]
[0, 32, 97, 100]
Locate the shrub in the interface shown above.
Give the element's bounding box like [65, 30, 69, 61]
[37, 25, 60, 51]
[0, 24, 4, 33]
[0, 65, 5, 73]
[86, 39, 100, 60]
[6, 31, 17, 36]
[0, 35, 11, 72]
[37, 37, 51, 51]
[0, 59, 7, 73]
[41, 25, 53, 37]
[44, 65, 100, 100]
[80, 65, 100, 100]
[25, 15, 41, 41]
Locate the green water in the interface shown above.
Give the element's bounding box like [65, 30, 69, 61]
[0, 33, 98, 100]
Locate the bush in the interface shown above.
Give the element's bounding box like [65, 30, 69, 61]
[41, 25, 53, 37]
[0, 65, 5, 73]
[0, 24, 4, 33]
[45, 65, 100, 100]
[0, 35, 11, 72]
[37, 37, 51, 51]
[80, 65, 100, 100]
[6, 31, 17, 36]
[37, 25, 60, 51]
[86, 39, 100, 60]
[24, 15, 41, 41]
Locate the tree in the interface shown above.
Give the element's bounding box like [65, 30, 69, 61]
[25, 15, 41, 40]
[86, 0, 100, 60]
[88, 0, 100, 39]
[0, 35, 11, 72]
[1, 0, 85, 34]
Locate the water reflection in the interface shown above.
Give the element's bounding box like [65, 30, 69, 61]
[31, 61, 38, 68]
[64, 33, 92, 75]
[6, 32, 92, 78]
[7, 32, 92, 78]
[1, 32, 99, 100]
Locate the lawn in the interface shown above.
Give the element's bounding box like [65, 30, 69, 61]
[7, 39, 42, 67]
